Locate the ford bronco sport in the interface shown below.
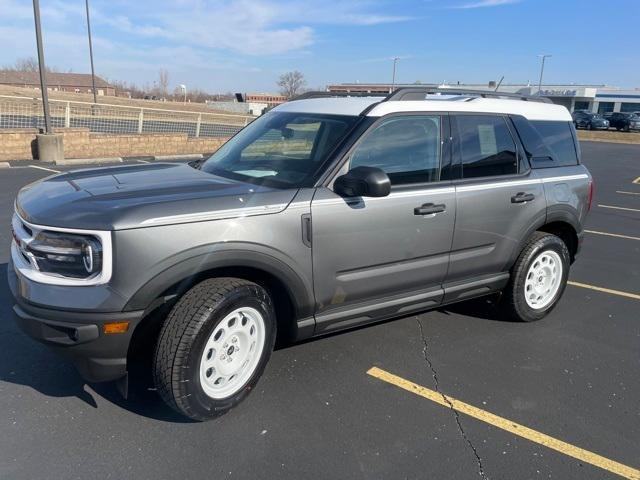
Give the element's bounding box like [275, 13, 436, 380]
[9, 88, 592, 420]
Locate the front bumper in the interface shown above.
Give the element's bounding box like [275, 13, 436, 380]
[8, 262, 145, 383]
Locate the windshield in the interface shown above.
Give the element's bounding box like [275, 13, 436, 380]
[201, 111, 359, 188]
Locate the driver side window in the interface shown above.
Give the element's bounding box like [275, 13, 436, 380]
[349, 115, 441, 185]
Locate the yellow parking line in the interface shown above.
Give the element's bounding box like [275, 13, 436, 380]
[367, 367, 640, 480]
[568, 281, 640, 300]
[617, 190, 640, 196]
[598, 204, 640, 213]
[585, 229, 640, 241]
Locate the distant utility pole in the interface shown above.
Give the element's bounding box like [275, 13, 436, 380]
[391, 57, 400, 92]
[32, 0, 52, 134]
[537, 54, 552, 94]
[85, 0, 98, 104]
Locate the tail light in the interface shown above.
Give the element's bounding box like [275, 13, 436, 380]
[587, 179, 594, 211]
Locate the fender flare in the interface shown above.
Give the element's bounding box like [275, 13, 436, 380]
[506, 206, 581, 269]
[123, 242, 315, 319]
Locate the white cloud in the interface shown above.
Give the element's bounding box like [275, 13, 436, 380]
[451, 0, 520, 8]
[0, 0, 413, 89]
[93, 0, 411, 55]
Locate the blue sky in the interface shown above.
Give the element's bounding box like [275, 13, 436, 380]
[1, 0, 638, 93]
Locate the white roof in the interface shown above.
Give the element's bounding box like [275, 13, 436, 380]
[273, 96, 572, 122]
[369, 98, 572, 121]
[273, 97, 380, 116]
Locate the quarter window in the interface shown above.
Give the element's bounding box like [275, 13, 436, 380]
[454, 115, 518, 178]
[349, 115, 441, 185]
[529, 121, 578, 167]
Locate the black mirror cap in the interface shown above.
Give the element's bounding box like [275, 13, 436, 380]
[334, 166, 391, 198]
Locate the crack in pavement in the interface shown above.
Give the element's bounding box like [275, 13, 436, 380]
[416, 317, 489, 480]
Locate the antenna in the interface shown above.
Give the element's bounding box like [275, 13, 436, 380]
[495, 76, 504, 91]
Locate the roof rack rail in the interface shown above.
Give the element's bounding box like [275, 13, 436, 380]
[291, 91, 388, 101]
[385, 87, 552, 104]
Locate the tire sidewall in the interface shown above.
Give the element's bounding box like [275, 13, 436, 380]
[184, 285, 276, 418]
[512, 236, 570, 321]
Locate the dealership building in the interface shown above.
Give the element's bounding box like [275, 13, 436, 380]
[327, 83, 640, 114]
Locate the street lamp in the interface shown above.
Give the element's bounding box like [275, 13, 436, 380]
[32, 0, 52, 133]
[179, 84, 187, 104]
[85, 0, 97, 104]
[537, 54, 552, 95]
[391, 57, 400, 92]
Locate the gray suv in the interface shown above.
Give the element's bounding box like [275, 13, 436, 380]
[8, 88, 593, 420]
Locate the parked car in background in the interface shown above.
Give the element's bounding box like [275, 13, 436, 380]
[608, 112, 640, 132]
[572, 111, 610, 130]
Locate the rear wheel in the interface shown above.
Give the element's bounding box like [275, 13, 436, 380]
[153, 278, 276, 421]
[499, 232, 570, 322]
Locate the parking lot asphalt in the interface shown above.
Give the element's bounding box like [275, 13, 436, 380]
[0, 144, 638, 480]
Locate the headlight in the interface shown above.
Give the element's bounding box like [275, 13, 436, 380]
[26, 231, 102, 278]
[11, 213, 113, 286]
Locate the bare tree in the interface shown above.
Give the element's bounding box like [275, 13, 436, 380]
[158, 69, 170, 97]
[15, 57, 40, 71]
[2, 56, 61, 72]
[277, 71, 306, 98]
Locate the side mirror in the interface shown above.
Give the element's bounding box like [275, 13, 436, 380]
[334, 166, 391, 198]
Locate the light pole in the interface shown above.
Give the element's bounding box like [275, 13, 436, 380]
[32, 0, 52, 134]
[537, 54, 552, 95]
[85, 0, 97, 104]
[391, 57, 400, 92]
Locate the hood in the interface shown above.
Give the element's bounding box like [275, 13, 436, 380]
[16, 162, 297, 230]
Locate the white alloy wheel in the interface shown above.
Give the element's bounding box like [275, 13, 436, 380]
[199, 307, 266, 399]
[524, 250, 563, 310]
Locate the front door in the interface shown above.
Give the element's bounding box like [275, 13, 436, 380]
[311, 114, 456, 334]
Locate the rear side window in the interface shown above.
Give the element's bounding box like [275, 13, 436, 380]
[511, 117, 578, 168]
[454, 115, 518, 179]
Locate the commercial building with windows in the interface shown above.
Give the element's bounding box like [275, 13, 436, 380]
[327, 83, 640, 114]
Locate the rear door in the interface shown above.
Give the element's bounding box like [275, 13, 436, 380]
[310, 113, 456, 333]
[445, 114, 546, 295]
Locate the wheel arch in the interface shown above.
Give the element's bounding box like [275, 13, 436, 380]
[124, 246, 315, 351]
[509, 209, 581, 270]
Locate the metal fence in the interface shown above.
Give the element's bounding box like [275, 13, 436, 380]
[0, 95, 254, 138]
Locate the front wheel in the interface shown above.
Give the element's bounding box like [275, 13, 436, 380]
[153, 278, 276, 421]
[499, 232, 570, 322]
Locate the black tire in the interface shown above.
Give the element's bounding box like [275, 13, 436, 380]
[153, 277, 276, 421]
[586, 123, 592, 130]
[499, 232, 570, 322]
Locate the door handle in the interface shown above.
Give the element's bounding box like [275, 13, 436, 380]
[511, 192, 535, 203]
[414, 203, 446, 215]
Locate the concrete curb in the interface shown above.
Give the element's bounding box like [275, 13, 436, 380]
[55, 157, 123, 166]
[0, 162, 10, 168]
[153, 153, 204, 161]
